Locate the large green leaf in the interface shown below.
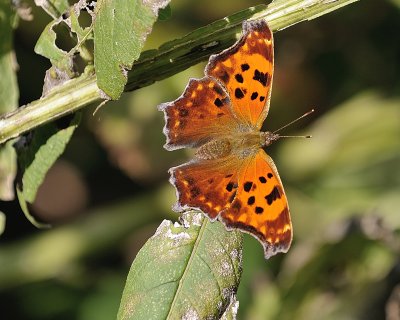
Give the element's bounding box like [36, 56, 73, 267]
[16, 113, 81, 227]
[0, 2, 18, 200]
[94, 0, 170, 99]
[118, 211, 243, 319]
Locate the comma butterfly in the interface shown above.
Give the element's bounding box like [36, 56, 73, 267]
[159, 19, 293, 259]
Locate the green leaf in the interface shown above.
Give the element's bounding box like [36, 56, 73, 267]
[94, 0, 171, 99]
[0, 211, 5, 235]
[16, 113, 81, 227]
[16, 187, 49, 229]
[34, 18, 75, 77]
[118, 211, 243, 320]
[0, 2, 18, 200]
[69, 4, 94, 43]
[34, 0, 70, 19]
[0, 144, 16, 200]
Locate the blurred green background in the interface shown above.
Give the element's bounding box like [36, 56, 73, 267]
[1, 0, 400, 319]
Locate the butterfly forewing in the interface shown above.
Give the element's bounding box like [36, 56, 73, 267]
[159, 77, 237, 150]
[206, 20, 274, 129]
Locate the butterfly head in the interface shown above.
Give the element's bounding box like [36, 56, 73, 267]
[261, 131, 281, 147]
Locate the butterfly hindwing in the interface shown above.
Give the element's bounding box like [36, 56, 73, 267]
[170, 156, 241, 219]
[220, 149, 292, 259]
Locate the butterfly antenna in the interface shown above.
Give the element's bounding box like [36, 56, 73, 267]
[279, 134, 312, 139]
[273, 109, 315, 134]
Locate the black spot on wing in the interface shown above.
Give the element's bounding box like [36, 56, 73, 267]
[251, 92, 258, 100]
[214, 98, 223, 108]
[265, 186, 281, 205]
[235, 88, 245, 99]
[235, 74, 244, 83]
[259, 176, 267, 183]
[243, 181, 252, 192]
[226, 182, 234, 192]
[247, 196, 255, 205]
[241, 63, 250, 72]
[253, 69, 268, 87]
[267, 173, 273, 179]
[255, 206, 264, 214]
[226, 182, 237, 193]
[259, 96, 265, 102]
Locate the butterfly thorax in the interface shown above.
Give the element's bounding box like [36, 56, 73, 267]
[195, 130, 279, 160]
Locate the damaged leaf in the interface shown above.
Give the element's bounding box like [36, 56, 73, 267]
[35, 2, 96, 85]
[118, 211, 243, 320]
[34, 17, 75, 78]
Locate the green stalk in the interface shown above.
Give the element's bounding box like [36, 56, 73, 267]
[0, 0, 358, 144]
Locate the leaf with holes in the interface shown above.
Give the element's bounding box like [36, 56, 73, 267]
[34, 17, 75, 77]
[117, 211, 243, 320]
[93, 0, 170, 99]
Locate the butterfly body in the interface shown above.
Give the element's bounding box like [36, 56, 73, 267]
[195, 130, 280, 161]
[159, 20, 293, 259]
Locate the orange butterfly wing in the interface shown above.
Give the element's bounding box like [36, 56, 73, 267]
[159, 77, 237, 150]
[220, 150, 292, 259]
[206, 20, 274, 129]
[170, 156, 240, 220]
[160, 20, 292, 259]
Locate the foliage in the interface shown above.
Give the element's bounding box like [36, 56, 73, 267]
[118, 211, 242, 319]
[0, 0, 399, 319]
[0, 0, 18, 201]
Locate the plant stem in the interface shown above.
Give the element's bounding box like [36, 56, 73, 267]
[0, 0, 358, 144]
